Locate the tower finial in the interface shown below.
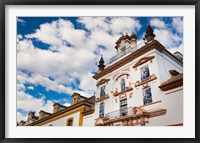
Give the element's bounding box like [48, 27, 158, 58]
[98, 55, 105, 72]
[145, 23, 155, 43]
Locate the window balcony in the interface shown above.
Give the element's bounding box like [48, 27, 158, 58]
[106, 107, 133, 120]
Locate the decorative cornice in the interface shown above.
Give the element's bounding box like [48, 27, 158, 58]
[96, 78, 110, 86]
[115, 74, 129, 81]
[135, 74, 157, 87]
[93, 40, 165, 80]
[113, 87, 133, 97]
[95, 94, 109, 103]
[159, 79, 183, 91]
[159, 73, 183, 91]
[149, 109, 167, 118]
[82, 109, 95, 116]
[133, 56, 155, 69]
[139, 100, 161, 108]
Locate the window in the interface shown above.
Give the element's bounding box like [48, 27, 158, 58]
[99, 102, 104, 117]
[100, 85, 106, 98]
[143, 86, 152, 105]
[66, 118, 74, 126]
[121, 78, 126, 91]
[140, 65, 150, 81]
[120, 98, 127, 116]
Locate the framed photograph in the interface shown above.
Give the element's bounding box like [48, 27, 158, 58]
[1, 0, 200, 143]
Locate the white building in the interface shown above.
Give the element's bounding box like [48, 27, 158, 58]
[84, 24, 183, 126]
[18, 24, 183, 127]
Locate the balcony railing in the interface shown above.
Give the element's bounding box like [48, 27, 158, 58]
[106, 107, 133, 120]
[105, 41, 145, 67]
[110, 47, 133, 63]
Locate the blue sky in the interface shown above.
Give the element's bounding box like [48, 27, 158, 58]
[17, 17, 183, 122]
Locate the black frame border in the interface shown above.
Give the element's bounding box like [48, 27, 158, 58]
[0, 0, 200, 143]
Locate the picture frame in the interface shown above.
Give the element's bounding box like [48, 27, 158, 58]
[0, 0, 199, 142]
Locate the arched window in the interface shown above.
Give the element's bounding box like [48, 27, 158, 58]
[99, 102, 104, 117]
[66, 117, 74, 126]
[121, 78, 126, 91]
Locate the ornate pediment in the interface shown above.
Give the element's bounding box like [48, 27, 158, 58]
[96, 78, 110, 86]
[134, 74, 157, 87]
[95, 94, 109, 103]
[133, 56, 155, 69]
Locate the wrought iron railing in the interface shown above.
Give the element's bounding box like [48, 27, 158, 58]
[105, 41, 145, 67]
[109, 47, 133, 64]
[106, 107, 133, 120]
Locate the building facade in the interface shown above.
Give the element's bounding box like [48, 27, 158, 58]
[18, 24, 183, 127]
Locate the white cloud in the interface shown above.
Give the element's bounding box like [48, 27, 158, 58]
[109, 17, 141, 34]
[79, 72, 96, 93]
[16, 90, 73, 122]
[17, 83, 25, 91]
[25, 21, 63, 47]
[172, 17, 183, 33]
[168, 44, 183, 55]
[17, 112, 27, 122]
[17, 18, 26, 24]
[63, 102, 71, 107]
[17, 71, 72, 94]
[18, 18, 141, 99]
[77, 17, 110, 32]
[17, 91, 54, 115]
[78, 17, 141, 34]
[150, 18, 166, 29]
[27, 86, 34, 90]
[154, 28, 182, 48]
[17, 34, 23, 43]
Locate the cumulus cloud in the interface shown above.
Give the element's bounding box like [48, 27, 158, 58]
[79, 72, 96, 93]
[17, 91, 54, 116]
[18, 18, 142, 95]
[168, 44, 184, 55]
[78, 17, 141, 34]
[150, 18, 166, 29]
[17, 34, 23, 43]
[172, 17, 183, 33]
[148, 17, 183, 50]
[17, 111, 27, 122]
[154, 28, 182, 48]
[17, 70, 72, 94]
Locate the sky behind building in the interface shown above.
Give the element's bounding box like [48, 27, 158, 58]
[17, 17, 183, 122]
